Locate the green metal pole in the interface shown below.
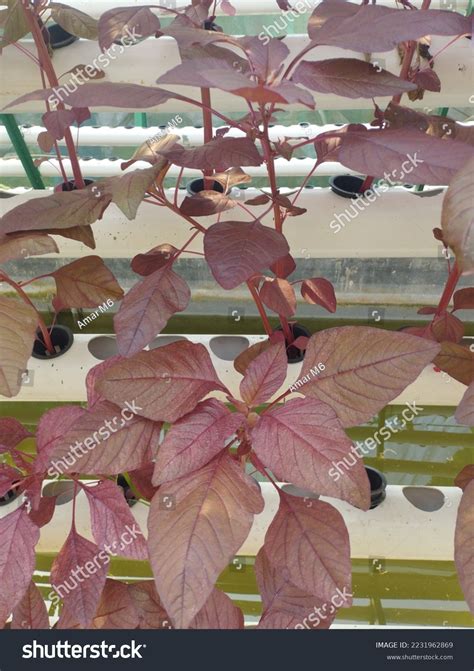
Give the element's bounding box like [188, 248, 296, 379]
[0, 114, 45, 189]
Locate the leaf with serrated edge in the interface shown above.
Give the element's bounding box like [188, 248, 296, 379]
[152, 399, 244, 485]
[148, 452, 264, 628]
[252, 397, 370, 509]
[96, 341, 227, 422]
[240, 343, 287, 406]
[0, 507, 40, 625]
[0, 297, 38, 398]
[114, 266, 190, 357]
[454, 480, 474, 613]
[264, 492, 351, 602]
[300, 326, 440, 427]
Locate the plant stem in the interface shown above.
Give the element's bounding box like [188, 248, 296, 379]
[246, 280, 273, 337]
[22, 2, 85, 189]
[435, 261, 461, 317]
[0, 272, 54, 353]
[201, 87, 214, 187]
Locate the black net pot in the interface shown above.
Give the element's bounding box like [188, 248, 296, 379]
[32, 325, 74, 360]
[365, 466, 387, 509]
[186, 177, 225, 196]
[329, 175, 367, 199]
[48, 23, 79, 49]
[276, 323, 311, 364]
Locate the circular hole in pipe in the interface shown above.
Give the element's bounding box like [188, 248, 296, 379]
[329, 175, 369, 199]
[209, 336, 250, 361]
[88, 336, 119, 360]
[42, 481, 76, 506]
[402, 486, 445, 512]
[47, 23, 79, 49]
[32, 325, 74, 360]
[186, 178, 225, 196]
[366, 466, 387, 509]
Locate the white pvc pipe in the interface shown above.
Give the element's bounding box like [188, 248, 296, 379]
[0, 157, 350, 178]
[0, 186, 446, 259]
[1, 35, 470, 112]
[0, 481, 462, 561]
[1, 333, 466, 406]
[56, 0, 471, 18]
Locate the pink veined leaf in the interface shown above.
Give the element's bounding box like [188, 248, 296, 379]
[260, 278, 297, 317]
[28, 494, 57, 528]
[270, 253, 296, 279]
[158, 137, 262, 171]
[0, 232, 58, 264]
[152, 398, 245, 485]
[455, 465, 474, 492]
[300, 326, 440, 427]
[264, 491, 352, 603]
[128, 580, 170, 629]
[301, 277, 337, 313]
[0, 296, 38, 398]
[240, 343, 287, 407]
[33, 405, 86, 471]
[4, 82, 175, 111]
[104, 163, 168, 220]
[238, 36, 289, 82]
[308, 3, 471, 51]
[255, 548, 338, 630]
[98, 6, 161, 51]
[0, 507, 40, 625]
[292, 58, 416, 98]
[114, 265, 190, 357]
[11, 580, 49, 630]
[455, 383, 474, 427]
[128, 463, 157, 501]
[0, 416, 31, 450]
[179, 190, 236, 217]
[81, 480, 148, 560]
[292, 335, 309, 350]
[337, 128, 474, 186]
[46, 400, 161, 476]
[148, 452, 264, 628]
[0, 186, 112, 235]
[441, 158, 474, 274]
[204, 221, 290, 290]
[51, 256, 124, 312]
[413, 68, 441, 93]
[190, 588, 244, 629]
[220, 0, 236, 16]
[131, 244, 178, 276]
[42, 109, 79, 140]
[0, 464, 22, 498]
[453, 288, 474, 311]
[85, 355, 125, 408]
[431, 311, 465, 343]
[433, 342, 474, 387]
[96, 341, 228, 422]
[454, 479, 474, 614]
[50, 526, 108, 627]
[417, 306, 437, 315]
[92, 579, 140, 629]
[121, 133, 179, 171]
[252, 397, 370, 510]
[49, 2, 98, 40]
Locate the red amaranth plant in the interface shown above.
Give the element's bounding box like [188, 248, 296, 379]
[0, 0, 473, 629]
